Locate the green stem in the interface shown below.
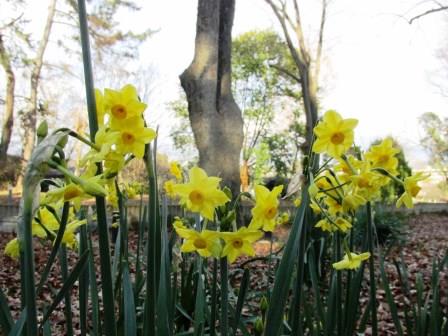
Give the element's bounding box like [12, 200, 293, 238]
[366, 202, 378, 335]
[220, 258, 229, 336]
[144, 143, 158, 335]
[335, 232, 342, 336]
[54, 128, 100, 151]
[372, 167, 403, 185]
[210, 258, 218, 336]
[60, 246, 74, 336]
[77, 1, 117, 334]
[21, 188, 38, 336]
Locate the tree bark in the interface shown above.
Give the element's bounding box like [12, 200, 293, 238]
[180, 0, 243, 197]
[0, 34, 15, 164]
[18, 0, 57, 187]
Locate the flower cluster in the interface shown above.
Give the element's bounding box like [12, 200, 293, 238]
[166, 165, 284, 263]
[4, 84, 156, 259]
[311, 110, 429, 270]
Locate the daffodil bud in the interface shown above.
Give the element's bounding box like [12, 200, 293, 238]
[37, 120, 48, 139]
[57, 134, 68, 148]
[260, 296, 268, 315]
[254, 317, 264, 336]
[77, 178, 107, 197]
[308, 183, 319, 198]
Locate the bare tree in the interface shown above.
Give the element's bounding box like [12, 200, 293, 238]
[18, 0, 57, 188]
[265, 0, 328, 157]
[180, 0, 244, 196]
[409, 2, 448, 24]
[0, 33, 15, 162]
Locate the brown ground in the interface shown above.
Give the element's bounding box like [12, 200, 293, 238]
[0, 213, 446, 335]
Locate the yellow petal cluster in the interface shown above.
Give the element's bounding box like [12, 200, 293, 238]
[312, 110, 358, 158]
[249, 185, 283, 232]
[172, 167, 230, 220]
[333, 252, 371, 270]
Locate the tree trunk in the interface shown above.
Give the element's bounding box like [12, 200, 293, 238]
[0, 34, 15, 164]
[180, 0, 243, 197]
[18, 0, 57, 187]
[265, 0, 326, 160]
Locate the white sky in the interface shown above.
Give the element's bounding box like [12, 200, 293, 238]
[2, 0, 448, 169]
[126, 0, 448, 168]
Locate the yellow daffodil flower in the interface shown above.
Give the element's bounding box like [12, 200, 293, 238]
[95, 89, 106, 126]
[115, 116, 156, 159]
[164, 180, 176, 198]
[4, 238, 20, 259]
[32, 207, 61, 238]
[172, 217, 186, 230]
[365, 138, 400, 175]
[350, 168, 384, 201]
[293, 198, 301, 207]
[169, 161, 183, 181]
[333, 252, 371, 270]
[172, 167, 230, 220]
[174, 227, 221, 258]
[334, 155, 361, 182]
[104, 84, 147, 127]
[396, 172, 429, 209]
[105, 180, 118, 209]
[334, 217, 352, 233]
[312, 110, 358, 158]
[249, 185, 283, 232]
[315, 218, 335, 232]
[43, 181, 98, 210]
[324, 197, 343, 217]
[221, 227, 263, 263]
[310, 200, 322, 214]
[103, 151, 125, 175]
[61, 219, 87, 249]
[342, 193, 366, 213]
[276, 212, 290, 226]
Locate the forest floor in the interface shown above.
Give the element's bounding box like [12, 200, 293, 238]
[0, 213, 446, 335]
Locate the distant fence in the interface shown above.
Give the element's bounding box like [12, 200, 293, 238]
[0, 200, 447, 232]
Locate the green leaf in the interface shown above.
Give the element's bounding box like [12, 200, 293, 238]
[232, 268, 250, 336]
[193, 260, 205, 336]
[8, 309, 26, 336]
[379, 253, 403, 335]
[78, 224, 89, 336]
[36, 202, 70, 294]
[156, 198, 172, 336]
[40, 250, 89, 326]
[264, 189, 308, 336]
[87, 229, 101, 336]
[0, 286, 13, 334]
[123, 263, 137, 336]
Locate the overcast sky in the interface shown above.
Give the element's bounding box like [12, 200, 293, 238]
[2, 0, 448, 169]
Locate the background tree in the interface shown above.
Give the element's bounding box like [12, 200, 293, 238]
[19, 0, 57, 181]
[168, 93, 198, 163]
[265, 0, 328, 161]
[420, 112, 448, 185]
[171, 29, 306, 190]
[180, 0, 244, 197]
[0, 0, 153, 187]
[0, 1, 32, 165]
[232, 29, 303, 190]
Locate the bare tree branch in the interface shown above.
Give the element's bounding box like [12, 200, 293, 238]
[315, 0, 327, 81]
[269, 63, 301, 83]
[409, 5, 448, 23]
[265, 0, 304, 70]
